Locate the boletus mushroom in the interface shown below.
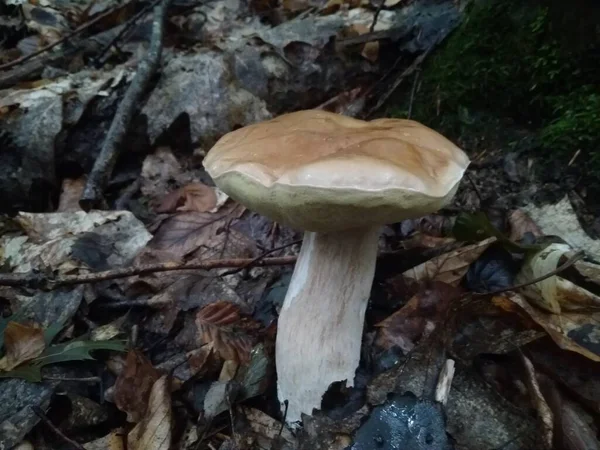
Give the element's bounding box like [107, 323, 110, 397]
[203, 110, 470, 423]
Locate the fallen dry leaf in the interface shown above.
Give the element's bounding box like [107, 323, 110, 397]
[128, 375, 172, 450]
[517, 243, 600, 313]
[149, 201, 253, 259]
[508, 209, 543, 242]
[0, 322, 45, 371]
[114, 350, 161, 423]
[403, 237, 496, 286]
[375, 281, 462, 352]
[156, 182, 218, 214]
[501, 292, 600, 362]
[196, 301, 255, 364]
[522, 196, 600, 259]
[57, 177, 86, 212]
[83, 430, 125, 450]
[242, 406, 296, 448]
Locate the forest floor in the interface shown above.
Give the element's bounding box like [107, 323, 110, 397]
[0, 1, 599, 449]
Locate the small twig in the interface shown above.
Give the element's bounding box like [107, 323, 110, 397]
[0, 2, 132, 71]
[216, 239, 302, 278]
[92, 0, 163, 68]
[42, 375, 101, 383]
[473, 250, 585, 298]
[31, 406, 86, 450]
[369, 0, 385, 33]
[465, 172, 483, 205]
[367, 49, 431, 117]
[407, 68, 420, 119]
[0, 256, 297, 289]
[80, 0, 173, 211]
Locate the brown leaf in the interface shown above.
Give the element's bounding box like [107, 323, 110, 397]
[196, 302, 255, 364]
[83, 431, 125, 450]
[0, 321, 45, 371]
[520, 354, 553, 449]
[114, 350, 161, 423]
[149, 201, 251, 259]
[156, 182, 218, 214]
[127, 375, 172, 450]
[402, 237, 496, 286]
[57, 177, 86, 212]
[508, 209, 543, 242]
[501, 292, 600, 362]
[375, 282, 462, 352]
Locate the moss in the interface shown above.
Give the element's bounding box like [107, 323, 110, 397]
[389, 0, 600, 172]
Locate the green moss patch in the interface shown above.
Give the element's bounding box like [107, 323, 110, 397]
[389, 0, 600, 172]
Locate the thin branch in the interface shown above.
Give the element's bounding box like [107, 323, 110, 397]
[407, 68, 420, 119]
[31, 405, 86, 450]
[0, 2, 132, 71]
[367, 48, 431, 117]
[0, 255, 297, 289]
[215, 239, 302, 278]
[370, 0, 385, 33]
[473, 250, 585, 297]
[92, 0, 163, 68]
[80, 0, 173, 211]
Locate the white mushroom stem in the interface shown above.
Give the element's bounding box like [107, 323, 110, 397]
[275, 226, 380, 423]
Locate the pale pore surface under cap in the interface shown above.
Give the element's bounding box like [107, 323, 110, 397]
[203, 110, 470, 232]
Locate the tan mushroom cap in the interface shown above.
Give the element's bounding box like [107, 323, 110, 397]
[203, 110, 470, 232]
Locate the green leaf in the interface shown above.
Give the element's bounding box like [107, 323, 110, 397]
[0, 364, 43, 382]
[0, 339, 127, 382]
[452, 212, 541, 254]
[43, 319, 67, 346]
[31, 339, 127, 367]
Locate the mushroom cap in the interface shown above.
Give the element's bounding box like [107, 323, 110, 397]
[203, 110, 470, 232]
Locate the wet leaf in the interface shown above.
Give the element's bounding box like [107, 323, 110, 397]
[196, 302, 255, 364]
[465, 245, 519, 293]
[501, 292, 600, 362]
[127, 375, 172, 450]
[402, 237, 496, 286]
[375, 282, 462, 352]
[114, 350, 161, 423]
[156, 182, 219, 214]
[0, 322, 45, 371]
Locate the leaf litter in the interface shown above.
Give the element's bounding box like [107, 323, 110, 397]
[0, 0, 599, 449]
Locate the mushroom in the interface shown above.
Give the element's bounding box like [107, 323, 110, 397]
[202, 110, 470, 423]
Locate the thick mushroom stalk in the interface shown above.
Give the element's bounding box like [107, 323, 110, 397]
[275, 226, 380, 423]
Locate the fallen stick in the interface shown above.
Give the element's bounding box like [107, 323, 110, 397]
[0, 255, 297, 290]
[80, 0, 173, 211]
[0, 2, 133, 71]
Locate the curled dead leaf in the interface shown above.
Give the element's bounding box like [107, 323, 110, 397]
[500, 292, 600, 362]
[156, 182, 218, 214]
[403, 237, 496, 286]
[196, 302, 256, 364]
